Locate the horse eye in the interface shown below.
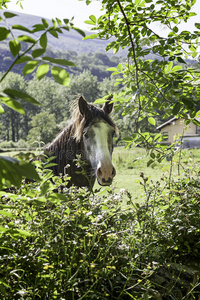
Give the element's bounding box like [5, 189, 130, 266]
[84, 133, 89, 139]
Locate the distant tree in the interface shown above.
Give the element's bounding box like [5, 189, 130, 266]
[0, 72, 35, 141]
[26, 76, 70, 124]
[27, 111, 57, 145]
[69, 70, 100, 102]
[99, 77, 120, 96]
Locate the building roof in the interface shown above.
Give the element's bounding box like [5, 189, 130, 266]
[156, 117, 177, 130]
[157, 116, 200, 131]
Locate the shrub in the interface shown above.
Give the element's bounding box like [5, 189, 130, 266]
[0, 139, 29, 149]
[0, 153, 200, 299]
[15, 139, 29, 149]
[0, 140, 16, 148]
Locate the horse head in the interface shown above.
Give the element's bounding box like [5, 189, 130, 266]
[78, 96, 117, 186]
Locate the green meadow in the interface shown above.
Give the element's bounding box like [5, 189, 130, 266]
[101, 146, 200, 200]
[2, 146, 200, 200]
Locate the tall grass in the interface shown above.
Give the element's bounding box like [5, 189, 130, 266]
[0, 148, 200, 298]
[108, 146, 200, 200]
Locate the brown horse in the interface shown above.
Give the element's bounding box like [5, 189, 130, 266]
[45, 95, 117, 188]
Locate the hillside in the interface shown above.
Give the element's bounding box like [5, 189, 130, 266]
[0, 10, 196, 78]
[0, 10, 116, 54]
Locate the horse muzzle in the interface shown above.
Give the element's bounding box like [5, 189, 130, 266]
[96, 164, 116, 186]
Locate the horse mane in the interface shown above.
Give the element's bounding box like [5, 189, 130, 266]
[45, 96, 117, 181]
[70, 96, 117, 142]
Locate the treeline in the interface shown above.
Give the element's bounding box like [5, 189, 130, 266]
[0, 69, 159, 147]
[1, 47, 200, 147]
[0, 46, 124, 81]
[0, 48, 126, 145]
[0, 70, 121, 145]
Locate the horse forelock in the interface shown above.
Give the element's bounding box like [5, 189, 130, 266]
[47, 98, 118, 152]
[71, 102, 117, 142]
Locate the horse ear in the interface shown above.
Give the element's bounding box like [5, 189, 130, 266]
[102, 98, 113, 115]
[78, 96, 89, 116]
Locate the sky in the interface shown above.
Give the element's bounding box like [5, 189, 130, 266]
[6, 0, 103, 31]
[5, 0, 200, 34]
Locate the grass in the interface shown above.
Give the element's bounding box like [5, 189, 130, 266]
[1, 145, 200, 299]
[2, 145, 200, 201]
[104, 146, 200, 200]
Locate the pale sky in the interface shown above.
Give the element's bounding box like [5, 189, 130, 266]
[5, 0, 200, 34]
[6, 0, 103, 31]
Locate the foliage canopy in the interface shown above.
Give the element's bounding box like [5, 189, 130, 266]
[85, 0, 200, 157]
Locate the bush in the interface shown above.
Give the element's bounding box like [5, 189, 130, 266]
[0, 139, 29, 149]
[0, 154, 200, 299]
[15, 139, 29, 149]
[0, 140, 16, 148]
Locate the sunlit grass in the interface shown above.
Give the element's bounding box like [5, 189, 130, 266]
[99, 146, 200, 200]
[2, 145, 200, 201]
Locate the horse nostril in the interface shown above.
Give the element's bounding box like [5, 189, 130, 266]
[112, 167, 116, 177]
[97, 167, 102, 179]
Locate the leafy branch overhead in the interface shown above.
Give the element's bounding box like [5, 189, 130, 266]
[85, 0, 200, 153]
[0, 11, 85, 114]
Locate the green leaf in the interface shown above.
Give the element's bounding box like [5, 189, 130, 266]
[166, 61, 173, 72]
[9, 40, 21, 57]
[56, 18, 62, 26]
[42, 18, 49, 28]
[182, 98, 194, 109]
[147, 159, 154, 167]
[0, 155, 40, 188]
[17, 35, 36, 43]
[49, 28, 58, 38]
[40, 33, 47, 49]
[0, 27, 10, 41]
[51, 67, 70, 86]
[177, 57, 186, 63]
[89, 15, 96, 23]
[15, 56, 32, 64]
[148, 117, 156, 126]
[85, 15, 96, 25]
[0, 210, 15, 218]
[83, 33, 98, 40]
[192, 119, 200, 127]
[0, 226, 9, 233]
[32, 48, 46, 58]
[0, 105, 4, 113]
[23, 61, 39, 76]
[3, 89, 40, 106]
[14, 160, 40, 180]
[85, 20, 96, 25]
[171, 65, 182, 72]
[117, 63, 123, 71]
[63, 19, 69, 25]
[14, 228, 32, 237]
[72, 27, 85, 37]
[43, 56, 76, 66]
[4, 12, 17, 18]
[107, 67, 118, 72]
[94, 98, 109, 104]
[123, 137, 133, 142]
[36, 64, 49, 80]
[12, 24, 32, 33]
[172, 102, 181, 115]
[32, 24, 46, 32]
[0, 96, 25, 114]
[195, 23, 200, 30]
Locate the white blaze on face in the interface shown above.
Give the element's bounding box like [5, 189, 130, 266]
[84, 120, 116, 186]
